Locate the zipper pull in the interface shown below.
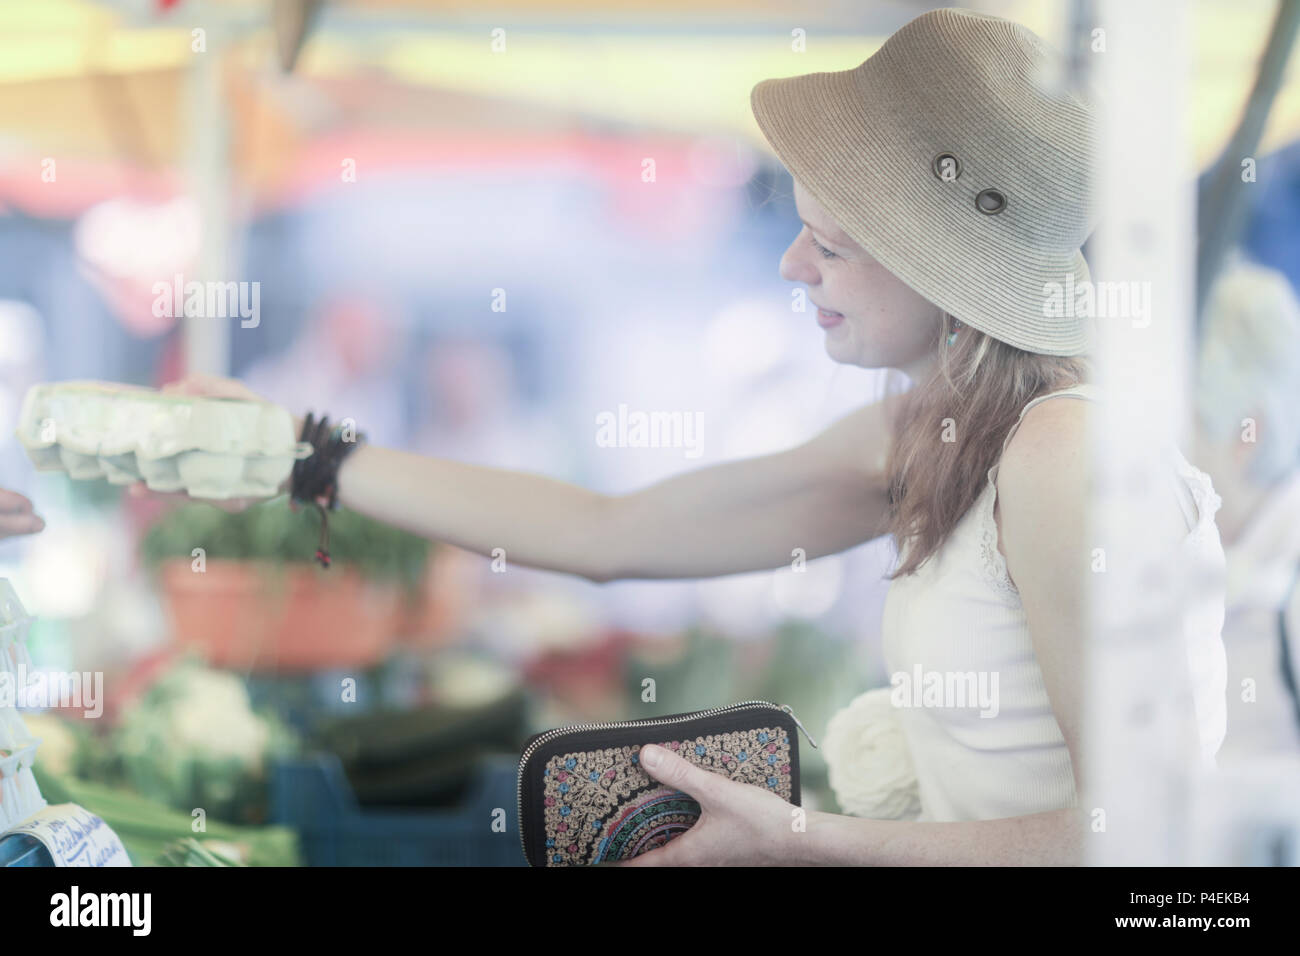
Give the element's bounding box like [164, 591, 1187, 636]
[780, 704, 819, 750]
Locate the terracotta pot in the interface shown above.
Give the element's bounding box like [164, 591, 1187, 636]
[158, 559, 405, 673]
[398, 546, 477, 650]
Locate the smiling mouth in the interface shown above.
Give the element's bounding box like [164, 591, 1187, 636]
[815, 307, 845, 329]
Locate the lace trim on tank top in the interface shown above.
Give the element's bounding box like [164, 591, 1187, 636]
[1175, 455, 1223, 546]
[977, 488, 1021, 599]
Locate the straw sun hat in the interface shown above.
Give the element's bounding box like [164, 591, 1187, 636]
[751, 7, 1099, 356]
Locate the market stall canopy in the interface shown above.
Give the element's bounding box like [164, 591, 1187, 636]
[0, 0, 1297, 217]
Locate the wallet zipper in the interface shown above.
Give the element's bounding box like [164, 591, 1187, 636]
[515, 700, 816, 864]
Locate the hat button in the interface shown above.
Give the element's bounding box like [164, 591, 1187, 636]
[931, 152, 960, 182]
[975, 188, 1007, 215]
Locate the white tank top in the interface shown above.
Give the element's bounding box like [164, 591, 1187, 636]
[879, 383, 1228, 822]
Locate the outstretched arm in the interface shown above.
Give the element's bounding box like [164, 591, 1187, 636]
[335, 392, 900, 582]
[159, 372, 904, 584]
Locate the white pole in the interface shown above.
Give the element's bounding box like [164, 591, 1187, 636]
[184, 16, 233, 377]
[1084, 0, 1205, 866]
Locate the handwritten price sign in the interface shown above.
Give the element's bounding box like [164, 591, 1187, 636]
[3, 804, 130, 867]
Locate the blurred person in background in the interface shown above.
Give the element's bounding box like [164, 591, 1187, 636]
[413, 337, 568, 473]
[0, 300, 45, 540]
[243, 292, 409, 448]
[148, 9, 1223, 865]
[1194, 260, 1300, 757]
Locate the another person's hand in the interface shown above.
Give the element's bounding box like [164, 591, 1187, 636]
[126, 373, 297, 512]
[0, 488, 44, 539]
[615, 744, 803, 866]
[161, 371, 269, 405]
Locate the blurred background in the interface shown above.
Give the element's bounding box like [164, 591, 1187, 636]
[0, 0, 1295, 866]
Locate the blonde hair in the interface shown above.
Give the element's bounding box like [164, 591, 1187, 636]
[881, 313, 1091, 579]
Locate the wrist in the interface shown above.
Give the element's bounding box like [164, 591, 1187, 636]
[280, 414, 305, 497]
[289, 411, 367, 567]
[794, 809, 870, 866]
[334, 440, 365, 502]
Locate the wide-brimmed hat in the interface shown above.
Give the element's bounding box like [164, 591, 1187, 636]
[751, 7, 1098, 356]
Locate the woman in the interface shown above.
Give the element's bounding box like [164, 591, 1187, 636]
[159, 9, 1225, 864]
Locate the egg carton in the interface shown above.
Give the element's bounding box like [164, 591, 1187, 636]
[15, 381, 311, 500]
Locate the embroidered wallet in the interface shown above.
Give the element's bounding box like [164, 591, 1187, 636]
[516, 700, 811, 867]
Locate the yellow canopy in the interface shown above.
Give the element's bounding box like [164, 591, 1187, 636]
[0, 0, 1295, 173]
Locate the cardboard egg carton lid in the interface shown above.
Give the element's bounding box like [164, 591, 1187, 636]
[14, 381, 313, 499]
[15, 380, 311, 460]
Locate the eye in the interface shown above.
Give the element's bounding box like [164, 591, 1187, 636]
[806, 232, 837, 260]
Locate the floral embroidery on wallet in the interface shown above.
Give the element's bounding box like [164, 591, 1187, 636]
[517, 702, 805, 866]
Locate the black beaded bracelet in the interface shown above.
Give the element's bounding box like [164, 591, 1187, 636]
[291, 412, 365, 568]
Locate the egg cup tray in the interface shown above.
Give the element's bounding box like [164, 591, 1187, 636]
[15, 381, 311, 500]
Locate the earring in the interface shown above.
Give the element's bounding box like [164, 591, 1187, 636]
[946, 320, 961, 346]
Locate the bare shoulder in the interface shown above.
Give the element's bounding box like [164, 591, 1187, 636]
[1000, 394, 1093, 483]
[994, 398, 1092, 596]
[998, 395, 1186, 556]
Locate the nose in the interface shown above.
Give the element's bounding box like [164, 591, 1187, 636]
[779, 229, 819, 285]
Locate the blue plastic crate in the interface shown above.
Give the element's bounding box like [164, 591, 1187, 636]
[269, 752, 526, 866]
[0, 833, 53, 867]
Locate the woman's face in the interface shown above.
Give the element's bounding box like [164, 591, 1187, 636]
[780, 179, 942, 378]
